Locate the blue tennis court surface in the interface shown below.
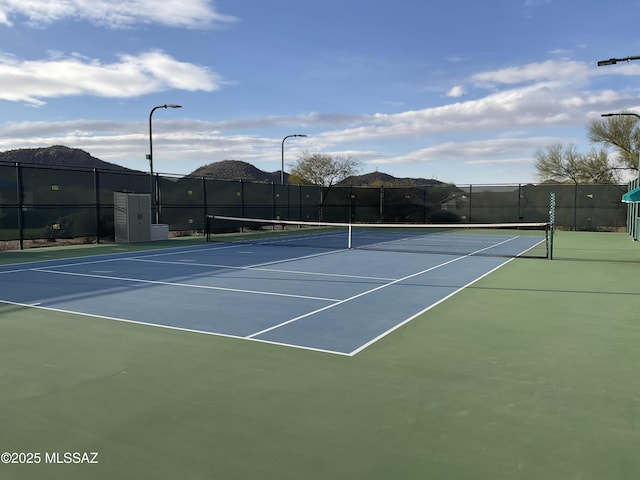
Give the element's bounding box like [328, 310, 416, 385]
[0, 237, 541, 355]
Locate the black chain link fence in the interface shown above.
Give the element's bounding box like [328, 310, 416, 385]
[0, 163, 629, 249]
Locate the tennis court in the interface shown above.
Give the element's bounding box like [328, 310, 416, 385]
[1, 231, 639, 480]
[0, 221, 547, 355]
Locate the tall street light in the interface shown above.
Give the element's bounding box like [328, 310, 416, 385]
[281, 134, 307, 185]
[598, 55, 640, 180]
[148, 104, 182, 222]
[601, 112, 640, 120]
[597, 55, 640, 66]
[599, 55, 640, 235]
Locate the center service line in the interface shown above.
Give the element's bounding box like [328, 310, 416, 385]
[247, 254, 470, 339]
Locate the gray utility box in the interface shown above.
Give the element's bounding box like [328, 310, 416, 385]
[114, 192, 151, 243]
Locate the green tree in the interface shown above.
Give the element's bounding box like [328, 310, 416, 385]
[289, 152, 361, 187]
[289, 152, 361, 221]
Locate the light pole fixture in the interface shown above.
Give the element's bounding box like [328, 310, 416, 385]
[601, 112, 640, 120]
[148, 104, 182, 222]
[597, 55, 640, 66]
[281, 134, 308, 185]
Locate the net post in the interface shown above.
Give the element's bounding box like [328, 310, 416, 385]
[206, 215, 212, 242]
[348, 223, 352, 249]
[549, 192, 556, 260]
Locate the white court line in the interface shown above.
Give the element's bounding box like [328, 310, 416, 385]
[131, 245, 346, 268]
[126, 257, 397, 282]
[126, 243, 363, 276]
[348, 258, 514, 356]
[247, 255, 468, 339]
[0, 242, 338, 276]
[0, 299, 351, 356]
[0, 257, 124, 275]
[0, 235, 538, 357]
[247, 236, 522, 340]
[0, 242, 240, 274]
[32, 268, 341, 302]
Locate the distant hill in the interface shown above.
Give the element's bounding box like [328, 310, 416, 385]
[189, 160, 442, 186]
[189, 160, 282, 183]
[2, 149, 443, 187]
[339, 171, 443, 187]
[0, 145, 134, 172]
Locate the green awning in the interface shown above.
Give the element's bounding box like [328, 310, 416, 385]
[622, 186, 640, 203]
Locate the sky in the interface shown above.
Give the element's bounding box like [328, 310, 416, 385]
[0, 0, 639, 185]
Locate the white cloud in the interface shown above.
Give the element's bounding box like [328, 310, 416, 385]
[371, 138, 560, 166]
[1, 54, 639, 181]
[446, 85, 466, 98]
[472, 59, 590, 87]
[315, 55, 640, 148]
[465, 158, 535, 166]
[0, 50, 222, 104]
[0, 0, 236, 29]
[320, 82, 600, 145]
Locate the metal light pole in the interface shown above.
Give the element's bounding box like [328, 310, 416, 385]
[281, 134, 308, 185]
[598, 56, 640, 238]
[597, 55, 640, 66]
[148, 104, 182, 223]
[598, 55, 640, 179]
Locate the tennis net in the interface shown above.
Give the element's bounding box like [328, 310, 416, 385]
[206, 215, 551, 259]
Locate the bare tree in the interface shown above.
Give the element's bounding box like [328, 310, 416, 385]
[535, 144, 583, 183]
[588, 114, 640, 173]
[579, 149, 620, 183]
[535, 115, 640, 184]
[534, 144, 620, 184]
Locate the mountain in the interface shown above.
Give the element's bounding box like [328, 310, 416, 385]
[339, 171, 443, 187]
[189, 160, 442, 186]
[0, 145, 134, 172]
[2, 148, 442, 187]
[189, 160, 282, 183]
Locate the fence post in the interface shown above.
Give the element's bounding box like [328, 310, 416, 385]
[156, 174, 162, 224]
[202, 176, 207, 235]
[272, 182, 276, 220]
[299, 184, 302, 221]
[423, 185, 427, 223]
[240, 179, 245, 218]
[518, 184, 522, 221]
[93, 168, 100, 244]
[468, 185, 473, 223]
[349, 185, 355, 223]
[15, 162, 24, 250]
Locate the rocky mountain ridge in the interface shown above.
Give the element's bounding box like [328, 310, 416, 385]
[0, 146, 441, 186]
